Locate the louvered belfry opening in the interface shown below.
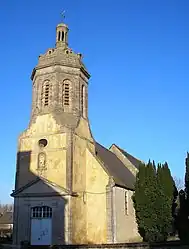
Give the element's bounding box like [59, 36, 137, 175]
[63, 80, 70, 106]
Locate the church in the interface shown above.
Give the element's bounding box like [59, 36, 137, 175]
[11, 21, 142, 245]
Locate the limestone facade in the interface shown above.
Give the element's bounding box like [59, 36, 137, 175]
[12, 21, 141, 245]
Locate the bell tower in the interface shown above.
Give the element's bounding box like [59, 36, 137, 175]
[12, 20, 94, 246]
[30, 21, 90, 125]
[13, 19, 92, 194]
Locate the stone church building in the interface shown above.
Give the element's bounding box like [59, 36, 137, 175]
[11, 21, 142, 245]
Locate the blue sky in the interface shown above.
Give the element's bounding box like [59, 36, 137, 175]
[1, 0, 189, 203]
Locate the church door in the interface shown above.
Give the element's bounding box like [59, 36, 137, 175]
[30, 206, 52, 245]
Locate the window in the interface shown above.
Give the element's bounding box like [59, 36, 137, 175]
[41, 81, 50, 107]
[44, 83, 49, 106]
[31, 206, 52, 219]
[38, 139, 48, 148]
[63, 80, 70, 106]
[125, 191, 128, 215]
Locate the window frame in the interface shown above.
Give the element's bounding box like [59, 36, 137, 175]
[41, 81, 50, 107]
[62, 80, 70, 106]
[31, 206, 52, 219]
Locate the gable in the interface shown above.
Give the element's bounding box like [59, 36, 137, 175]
[11, 178, 70, 197]
[109, 144, 141, 176]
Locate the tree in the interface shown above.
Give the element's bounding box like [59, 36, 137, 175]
[132, 162, 147, 240]
[144, 160, 159, 242]
[185, 152, 189, 208]
[176, 190, 189, 243]
[133, 161, 177, 242]
[0, 203, 13, 215]
[133, 160, 159, 242]
[176, 152, 189, 243]
[156, 162, 177, 240]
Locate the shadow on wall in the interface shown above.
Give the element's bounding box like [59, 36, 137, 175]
[15, 151, 37, 189]
[12, 150, 68, 245]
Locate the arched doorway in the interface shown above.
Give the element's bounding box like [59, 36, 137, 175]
[30, 206, 52, 245]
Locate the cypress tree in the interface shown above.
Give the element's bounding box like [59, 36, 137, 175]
[185, 152, 189, 208]
[156, 164, 166, 240]
[177, 152, 189, 243]
[156, 162, 175, 241]
[133, 160, 158, 242]
[144, 160, 159, 242]
[177, 190, 189, 243]
[132, 162, 147, 240]
[133, 161, 177, 242]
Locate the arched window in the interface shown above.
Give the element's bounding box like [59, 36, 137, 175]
[63, 80, 70, 106]
[31, 206, 52, 218]
[42, 81, 50, 107]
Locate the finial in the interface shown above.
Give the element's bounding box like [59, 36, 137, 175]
[60, 10, 66, 22]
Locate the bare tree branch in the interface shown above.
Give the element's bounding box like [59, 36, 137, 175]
[0, 203, 13, 215]
[173, 176, 184, 191]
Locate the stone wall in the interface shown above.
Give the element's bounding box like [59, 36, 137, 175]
[113, 187, 141, 243]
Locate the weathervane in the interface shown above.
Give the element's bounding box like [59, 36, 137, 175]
[60, 10, 66, 22]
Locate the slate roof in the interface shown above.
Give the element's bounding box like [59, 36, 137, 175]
[95, 142, 136, 190]
[114, 144, 141, 169]
[0, 212, 13, 225]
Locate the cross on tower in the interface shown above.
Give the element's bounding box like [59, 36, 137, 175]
[60, 10, 66, 22]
